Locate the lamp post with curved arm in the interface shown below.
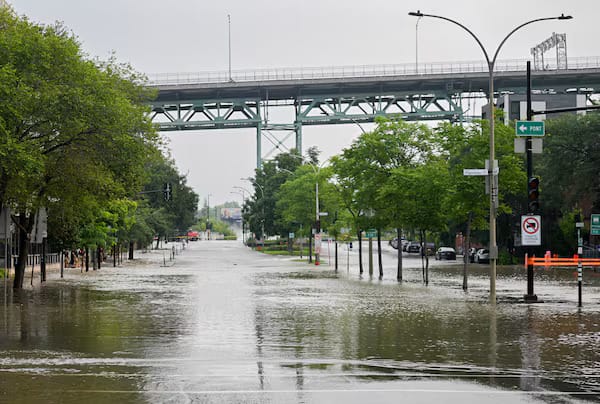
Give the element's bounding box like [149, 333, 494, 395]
[408, 11, 572, 304]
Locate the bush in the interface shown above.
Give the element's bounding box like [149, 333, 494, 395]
[498, 250, 518, 265]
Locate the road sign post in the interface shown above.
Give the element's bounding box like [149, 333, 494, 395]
[521, 215, 541, 246]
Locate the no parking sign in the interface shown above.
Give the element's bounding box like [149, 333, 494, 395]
[521, 215, 541, 246]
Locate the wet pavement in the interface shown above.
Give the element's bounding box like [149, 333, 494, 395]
[2, 240, 600, 403]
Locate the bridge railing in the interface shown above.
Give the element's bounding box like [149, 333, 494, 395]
[148, 56, 600, 86]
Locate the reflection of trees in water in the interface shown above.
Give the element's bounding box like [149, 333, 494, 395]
[1, 285, 155, 401]
[252, 288, 600, 394]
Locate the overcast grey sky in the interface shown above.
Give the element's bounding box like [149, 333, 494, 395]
[8, 0, 599, 207]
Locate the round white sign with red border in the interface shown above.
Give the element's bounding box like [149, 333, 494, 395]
[521, 215, 541, 246]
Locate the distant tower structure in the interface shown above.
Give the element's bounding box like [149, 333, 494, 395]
[531, 33, 568, 70]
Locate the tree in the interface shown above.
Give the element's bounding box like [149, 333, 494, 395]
[538, 113, 600, 253]
[380, 160, 450, 284]
[243, 150, 302, 240]
[434, 117, 526, 266]
[0, 10, 159, 288]
[332, 118, 433, 278]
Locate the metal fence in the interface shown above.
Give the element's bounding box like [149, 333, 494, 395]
[148, 56, 600, 86]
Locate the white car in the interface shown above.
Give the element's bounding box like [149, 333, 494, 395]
[474, 249, 490, 264]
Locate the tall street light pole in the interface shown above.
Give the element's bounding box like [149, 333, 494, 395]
[415, 15, 422, 74]
[408, 11, 572, 304]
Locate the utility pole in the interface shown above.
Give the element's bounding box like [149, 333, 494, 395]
[524, 61, 538, 303]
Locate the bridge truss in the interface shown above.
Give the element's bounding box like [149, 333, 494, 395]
[149, 58, 600, 167]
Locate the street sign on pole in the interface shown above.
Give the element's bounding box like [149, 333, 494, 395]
[365, 229, 377, 239]
[521, 215, 541, 246]
[516, 120, 545, 137]
[592, 214, 600, 236]
[463, 169, 488, 176]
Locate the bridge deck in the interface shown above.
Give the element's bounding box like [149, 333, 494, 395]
[151, 57, 600, 102]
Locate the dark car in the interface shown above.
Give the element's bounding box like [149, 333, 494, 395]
[435, 247, 457, 260]
[406, 242, 421, 253]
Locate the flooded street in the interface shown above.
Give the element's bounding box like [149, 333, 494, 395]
[2, 241, 600, 403]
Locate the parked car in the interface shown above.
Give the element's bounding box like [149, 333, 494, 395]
[474, 248, 490, 264]
[435, 247, 457, 260]
[389, 237, 406, 250]
[406, 242, 421, 253]
[421, 242, 436, 256]
[467, 247, 478, 263]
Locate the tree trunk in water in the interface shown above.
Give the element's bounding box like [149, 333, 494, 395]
[396, 228, 403, 282]
[334, 241, 338, 272]
[13, 213, 33, 289]
[358, 230, 363, 275]
[97, 246, 102, 270]
[85, 247, 90, 272]
[420, 230, 425, 282]
[377, 229, 383, 279]
[463, 212, 473, 291]
[424, 231, 429, 286]
[129, 241, 134, 260]
[41, 237, 46, 282]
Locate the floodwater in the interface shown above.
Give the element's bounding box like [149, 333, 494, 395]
[1, 241, 600, 403]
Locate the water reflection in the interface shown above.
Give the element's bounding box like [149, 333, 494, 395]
[1, 242, 599, 403]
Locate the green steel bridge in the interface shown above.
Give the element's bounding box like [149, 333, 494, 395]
[149, 57, 600, 167]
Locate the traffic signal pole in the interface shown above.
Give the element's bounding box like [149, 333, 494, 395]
[524, 61, 538, 303]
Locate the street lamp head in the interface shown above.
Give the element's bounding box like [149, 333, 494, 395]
[558, 13, 573, 20]
[408, 10, 424, 17]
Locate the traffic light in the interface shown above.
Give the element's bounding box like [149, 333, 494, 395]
[527, 177, 540, 213]
[163, 183, 172, 201]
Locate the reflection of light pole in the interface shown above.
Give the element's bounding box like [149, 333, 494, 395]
[241, 178, 265, 249]
[409, 10, 572, 304]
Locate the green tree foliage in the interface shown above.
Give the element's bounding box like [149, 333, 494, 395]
[243, 150, 302, 239]
[138, 153, 199, 242]
[0, 10, 162, 287]
[538, 113, 600, 253]
[276, 164, 339, 237]
[434, 119, 525, 236]
[540, 113, 600, 212]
